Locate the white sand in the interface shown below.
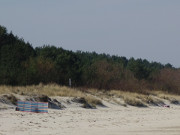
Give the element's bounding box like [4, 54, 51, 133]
[0, 104, 180, 135]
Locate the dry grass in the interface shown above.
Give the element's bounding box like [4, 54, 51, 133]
[124, 97, 147, 107]
[108, 90, 165, 107]
[1, 84, 180, 107]
[107, 90, 146, 107]
[150, 91, 180, 105]
[72, 96, 103, 108]
[0, 83, 84, 97]
[0, 83, 103, 108]
[1, 94, 18, 105]
[85, 96, 103, 107]
[79, 89, 174, 107]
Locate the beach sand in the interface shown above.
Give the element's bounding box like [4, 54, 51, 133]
[0, 104, 180, 135]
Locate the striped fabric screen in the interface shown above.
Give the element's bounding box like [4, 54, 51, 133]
[17, 101, 48, 113]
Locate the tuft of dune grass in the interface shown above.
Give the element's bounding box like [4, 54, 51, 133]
[72, 96, 103, 108]
[140, 96, 164, 106]
[85, 96, 103, 107]
[108, 90, 164, 107]
[151, 91, 180, 105]
[1, 94, 18, 105]
[124, 97, 147, 107]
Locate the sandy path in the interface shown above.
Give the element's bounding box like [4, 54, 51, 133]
[0, 106, 180, 135]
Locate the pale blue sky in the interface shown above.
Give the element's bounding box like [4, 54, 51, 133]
[0, 0, 180, 67]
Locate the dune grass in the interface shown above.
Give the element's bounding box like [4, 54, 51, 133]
[108, 90, 147, 107]
[0, 83, 83, 97]
[103, 90, 165, 107]
[0, 84, 180, 107]
[149, 91, 180, 105]
[0, 84, 103, 108]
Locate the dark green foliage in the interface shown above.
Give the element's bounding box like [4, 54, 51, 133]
[0, 25, 180, 94]
[35, 46, 81, 86]
[0, 25, 35, 85]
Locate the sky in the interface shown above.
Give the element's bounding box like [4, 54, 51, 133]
[0, 0, 180, 67]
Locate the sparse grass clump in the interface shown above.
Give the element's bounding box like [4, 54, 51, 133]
[150, 91, 180, 105]
[85, 96, 103, 107]
[72, 96, 103, 108]
[108, 90, 164, 107]
[1, 94, 18, 105]
[124, 97, 147, 107]
[141, 96, 164, 106]
[108, 90, 146, 107]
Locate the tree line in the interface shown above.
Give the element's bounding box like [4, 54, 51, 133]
[0, 25, 180, 94]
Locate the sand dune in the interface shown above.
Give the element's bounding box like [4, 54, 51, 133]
[0, 104, 180, 135]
